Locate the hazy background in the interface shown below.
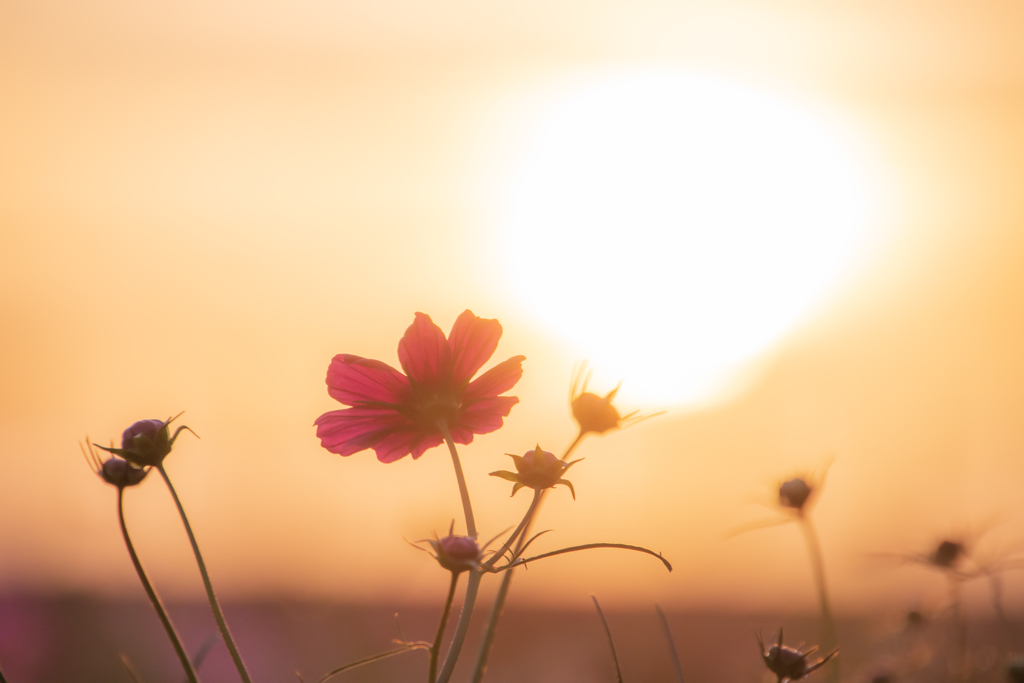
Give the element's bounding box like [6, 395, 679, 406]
[1, 0, 1023, 648]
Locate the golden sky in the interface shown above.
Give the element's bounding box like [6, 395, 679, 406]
[1, 0, 1023, 614]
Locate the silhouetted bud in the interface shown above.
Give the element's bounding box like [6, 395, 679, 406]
[572, 391, 622, 435]
[757, 628, 838, 682]
[429, 535, 481, 574]
[779, 478, 813, 512]
[570, 363, 660, 437]
[930, 540, 965, 569]
[490, 444, 581, 499]
[906, 610, 926, 628]
[100, 457, 149, 488]
[95, 414, 194, 467]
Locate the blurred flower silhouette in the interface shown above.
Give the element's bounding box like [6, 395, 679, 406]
[315, 310, 526, 463]
[569, 362, 661, 437]
[93, 414, 195, 468]
[490, 444, 582, 499]
[757, 627, 838, 683]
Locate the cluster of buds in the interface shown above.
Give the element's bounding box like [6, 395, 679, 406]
[489, 445, 581, 499]
[757, 628, 838, 683]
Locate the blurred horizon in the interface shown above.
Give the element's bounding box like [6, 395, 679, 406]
[2, 0, 1023, 625]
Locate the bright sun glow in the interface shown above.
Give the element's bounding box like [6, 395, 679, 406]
[496, 69, 875, 406]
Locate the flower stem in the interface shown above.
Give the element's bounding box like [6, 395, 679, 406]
[470, 431, 587, 683]
[435, 569, 482, 683]
[157, 464, 252, 683]
[799, 515, 838, 683]
[592, 596, 623, 683]
[438, 422, 476, 538]
[484, 489, 542, 570]
[117, 488, 201, 683]
[429, 573, 460, 683]
[655, 604, 685, 683]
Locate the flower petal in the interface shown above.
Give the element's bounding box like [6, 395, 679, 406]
[314, 407, 412, 457]
[373, 431, 444, 463]
[462, 355, 526, 404]
[447, 310, 502, 388]
[456, 395, 520, 435]
[398, 313, 453, 392]
[326, 354, 412, 406]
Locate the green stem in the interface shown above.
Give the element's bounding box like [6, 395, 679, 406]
[470, 431, 586, 683]
[438, 422, 476, 538]
[157, 464, 252, 683]
[436, 570, 482, 683]
[429, 573, 460, 683]
[118, 488, 201, 683]
[799, 515, 838, 683]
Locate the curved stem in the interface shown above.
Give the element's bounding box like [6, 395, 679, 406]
[493, 542, 672, 573]
[157, 464, 252, 683]
[117, 488, 201, 683]
[438, 422, 476, 538]
[799, 516, 838, 683]
[429, 573, 460, 683]
[470, 431, 587, 683]
[436, 570, 482, 683]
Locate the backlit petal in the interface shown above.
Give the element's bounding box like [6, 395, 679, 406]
[462, 355, 526, 404]
[457, 395, 520, 435]
[448, 310, 502, 388]
[326, 354, 412, 406]
[398, 313, 452, 391]
[314, 407, 411, 457]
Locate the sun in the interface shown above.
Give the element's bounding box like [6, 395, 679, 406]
[492, 68, 876, 407]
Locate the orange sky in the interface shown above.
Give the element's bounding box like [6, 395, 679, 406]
[1, 0, 1023, 615]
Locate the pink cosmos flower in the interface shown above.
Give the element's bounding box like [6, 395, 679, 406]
[314, 310, 526, 463]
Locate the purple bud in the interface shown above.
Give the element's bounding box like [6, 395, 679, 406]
[118, 418, 176, 467]
[99, 457, 149, 488]
[432, 535, 481, 574]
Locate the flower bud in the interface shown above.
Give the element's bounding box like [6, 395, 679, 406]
[778, 478, 812, 512]
[758, 628, 837, 682]
[99, 457, 149, 488]
[572, 391, 622, 435]
[430, 535, 481, 574]
[120, 419, 174, 467]
[930, 540, 964, 569]
[490, 444, 581, 499]
[95, 414, 193, 467]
